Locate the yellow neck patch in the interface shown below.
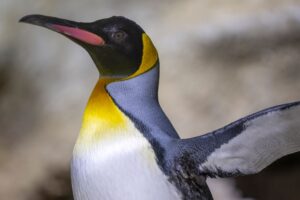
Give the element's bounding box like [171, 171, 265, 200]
[77, 79, 128, 145]
[128, 33, 158, 78]
[76, 33, 158, 149]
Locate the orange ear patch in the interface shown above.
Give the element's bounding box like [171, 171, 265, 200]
[128, 33, 158, 78]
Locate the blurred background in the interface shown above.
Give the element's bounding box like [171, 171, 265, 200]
[1, 0, 300, 199]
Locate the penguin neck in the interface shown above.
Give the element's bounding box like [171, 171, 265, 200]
[77, 77, 133, 148]
[107, 63, 179, 139]
[76, 34, 179, 150]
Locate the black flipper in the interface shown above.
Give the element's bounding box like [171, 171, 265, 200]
[175, 102, 300, 177]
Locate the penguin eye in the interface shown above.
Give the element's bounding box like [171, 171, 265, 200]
[112, 31, 127, 42]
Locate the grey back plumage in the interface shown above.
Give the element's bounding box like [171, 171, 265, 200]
[106, 62, 300, 200]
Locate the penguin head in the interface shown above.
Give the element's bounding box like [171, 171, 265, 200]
[20, 15, 158, 79]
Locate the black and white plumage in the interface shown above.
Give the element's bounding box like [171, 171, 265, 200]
[20, 14, 300, 200]
[108, 64, 300, 199]
[177, 101, 300, 177]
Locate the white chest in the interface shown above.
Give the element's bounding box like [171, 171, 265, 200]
[71, 136, 181, 200]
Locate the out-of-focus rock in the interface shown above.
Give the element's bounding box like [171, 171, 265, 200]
[27, 168, 73, 200]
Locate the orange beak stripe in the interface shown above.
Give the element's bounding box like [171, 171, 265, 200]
[49, 24, 105, 46]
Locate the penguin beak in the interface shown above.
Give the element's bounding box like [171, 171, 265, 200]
[19, 14, 105, 46]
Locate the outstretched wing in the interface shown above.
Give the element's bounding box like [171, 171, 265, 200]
[177, 101, 300, 177]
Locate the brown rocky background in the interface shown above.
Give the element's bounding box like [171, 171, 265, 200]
[1, 0, 300, 199]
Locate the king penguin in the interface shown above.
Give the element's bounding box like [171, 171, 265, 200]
[20, 15, 300, 200]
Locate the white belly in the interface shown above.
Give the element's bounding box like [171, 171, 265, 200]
[71, 135, 181, 200]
